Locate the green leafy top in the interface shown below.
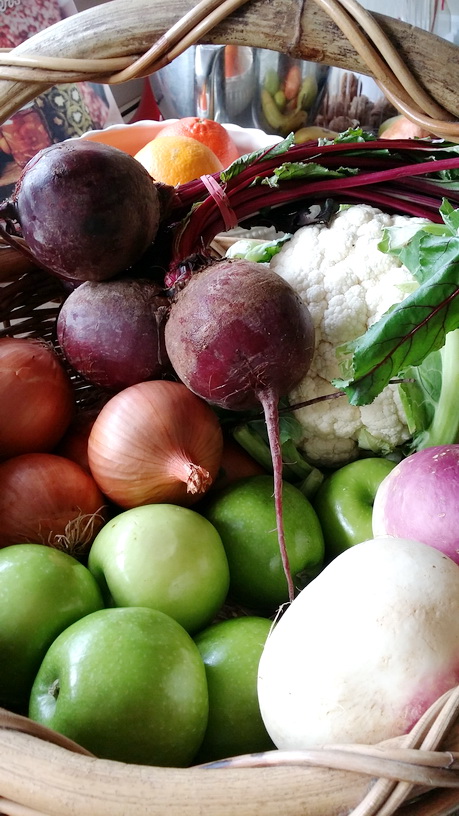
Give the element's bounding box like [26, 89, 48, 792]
[333, 199, 459, 406]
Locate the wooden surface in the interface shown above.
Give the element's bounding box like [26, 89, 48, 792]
[0, 719, 458, 816]
[1, 0, 459, 123]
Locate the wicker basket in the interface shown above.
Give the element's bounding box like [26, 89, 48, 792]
[1, 1, 459, 814]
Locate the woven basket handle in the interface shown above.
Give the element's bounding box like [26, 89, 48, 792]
[1, 0, 459, 138]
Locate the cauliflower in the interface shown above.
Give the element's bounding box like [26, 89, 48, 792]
[269, 204, 430, 466]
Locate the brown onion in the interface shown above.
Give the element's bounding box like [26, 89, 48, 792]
[87, 380, 223, 508]
[0, 337, 75, 460]
[0, 453, 108, 553]
[54, 409, 100, 474]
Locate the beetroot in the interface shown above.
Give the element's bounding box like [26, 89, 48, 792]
[57, 278, 171, 392]
[164, 259, 315, 601]
[0, 140, 162, 282]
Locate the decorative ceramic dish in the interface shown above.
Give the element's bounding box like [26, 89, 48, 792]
[80, 119, 281, 158]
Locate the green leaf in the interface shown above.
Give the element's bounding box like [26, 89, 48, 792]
[321, 127, 376, 144]
[377, 222, 447, 257]
[259, 162, 359, 188]
[336, 200, 459, 407]
[409, 328, 459, 449]
[333, 264, 459, 405]
[398, 348, 441, 436]
[220, 134, 295, 183]
[225, 233, 292, 263]
[397, 231, 459, 284]
[439, 197, 459, 233]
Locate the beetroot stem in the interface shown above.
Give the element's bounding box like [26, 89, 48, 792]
[258, 387, 295, 603]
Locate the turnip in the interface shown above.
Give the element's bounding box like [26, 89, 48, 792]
[372, 445, 459, 562]
[0, 140, 164, 282]
[164, 259, 315, 600]
[257, 536, 459, 749]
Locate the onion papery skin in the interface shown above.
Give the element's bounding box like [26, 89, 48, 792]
[0, 453, 108, 552]
[54, 409, 100, 474]
[0, 337, 75, 460]
[87, 380, 224, 508]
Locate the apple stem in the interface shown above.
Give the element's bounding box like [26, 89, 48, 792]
[48, 678, 60, 700]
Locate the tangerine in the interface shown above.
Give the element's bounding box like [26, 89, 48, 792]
[134, 134, 224, 186]
[158, 118, 240, 168]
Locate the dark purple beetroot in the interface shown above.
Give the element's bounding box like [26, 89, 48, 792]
[57, 278, 171, 391]
[5, 140, 162, 282]
[164, 259, 315, 602]
[164, 259, 315, 412]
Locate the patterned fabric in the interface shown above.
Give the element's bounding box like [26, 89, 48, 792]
[0, 0, 62, 49]
[35, 85, 95, 140]
[0, 0, 122, 197]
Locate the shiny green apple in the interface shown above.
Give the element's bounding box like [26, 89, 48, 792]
[0, 543, 104, 714]
[88, 503, 230, 634]
[203, 475, 324, 610]
[194, 615, 275, 763]
[29, 606, 209, 767]
[313, 457, 397, 560]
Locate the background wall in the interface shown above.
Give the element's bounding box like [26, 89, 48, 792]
[72, 0, 145, 120]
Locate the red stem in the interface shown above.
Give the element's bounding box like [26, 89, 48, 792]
[170, 144, 459, 263]
[258, 388, 294, 604]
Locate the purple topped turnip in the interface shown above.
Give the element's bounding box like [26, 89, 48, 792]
[372, 444, 459, 562]
[164, 258, 315, 600]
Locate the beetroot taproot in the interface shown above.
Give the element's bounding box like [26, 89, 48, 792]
[57, 278, 171, 392]
[0, 140, 162, 282]
[164, 259, 315, 601]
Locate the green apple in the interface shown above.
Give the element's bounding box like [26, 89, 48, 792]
[29, 606, 209, 767]
[0, 543, 104, 714]
[194, 615, 275, 763]
[88, 504, 230, 634]
[312, 457, 397, 560]
[203, 475, 324, 610]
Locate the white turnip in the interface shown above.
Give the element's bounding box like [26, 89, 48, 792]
[257, 536, 459, 749]
[372, 445, 459, 563]
[164, 259, 315, 600]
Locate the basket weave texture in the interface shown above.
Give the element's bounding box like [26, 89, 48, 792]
[1, 1, 459, 814]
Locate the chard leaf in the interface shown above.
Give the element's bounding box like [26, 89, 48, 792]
[260, 162, 359, 188]
[333, 265, 459, 405]
[321, 127, 375, 144]
[220, 134, 295, 182]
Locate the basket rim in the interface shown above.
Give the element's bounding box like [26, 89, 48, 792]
[0, 686, 459, 816]
[1, 0, 459, 134]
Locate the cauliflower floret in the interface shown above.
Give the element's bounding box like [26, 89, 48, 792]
[270, 204, 430, 466]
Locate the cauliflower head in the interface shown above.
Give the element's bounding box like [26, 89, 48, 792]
[270, 204, 430, 466]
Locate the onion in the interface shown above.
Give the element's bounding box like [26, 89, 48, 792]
[54, 409, 100, 474]
[0, 453, 108, 554]
[0, 337, 75, 460]
[87, 380, 224, 508]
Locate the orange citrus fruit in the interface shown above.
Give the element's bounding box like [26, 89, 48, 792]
[158, 118, 240, 168]
[134, 134, 224, 186]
